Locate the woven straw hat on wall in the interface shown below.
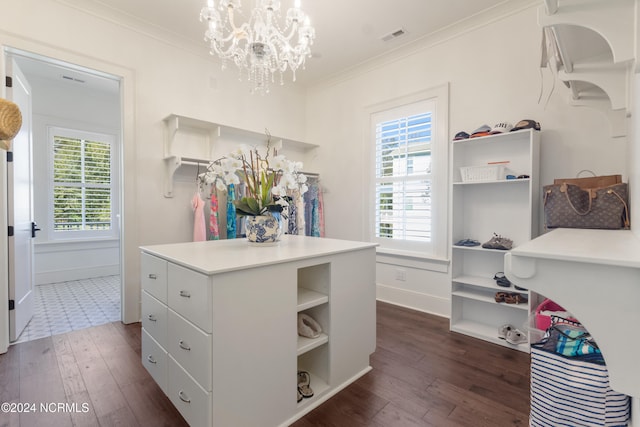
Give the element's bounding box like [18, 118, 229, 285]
[0, 98, 22, 151]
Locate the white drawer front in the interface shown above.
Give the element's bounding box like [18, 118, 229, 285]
[142, 329, 168, 394]
[168, 355, 211, 427]
[141, 291, 168, 348]
[168, 263, 212, 332]
[168, 309, 212, 391]
[141, 253, 168, 304]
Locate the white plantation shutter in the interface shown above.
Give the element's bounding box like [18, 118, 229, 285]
[50, 128, 115, 238]
[375, 112, 432, 243]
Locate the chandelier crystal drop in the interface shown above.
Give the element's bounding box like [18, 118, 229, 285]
[200, 0, 316, 94]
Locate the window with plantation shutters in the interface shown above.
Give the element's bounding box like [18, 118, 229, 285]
[369, 86, 448, 258]
[49, 127, 116, 239]
[375, 112, 432, 242]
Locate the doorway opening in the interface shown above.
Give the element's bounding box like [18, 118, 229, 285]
[6, 48, 123, 343]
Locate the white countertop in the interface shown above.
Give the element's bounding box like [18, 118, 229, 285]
[140, 235, 378, 275]
[509, 228, 640, 268]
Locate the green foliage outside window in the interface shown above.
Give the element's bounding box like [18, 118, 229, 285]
[53, 135, 112, 231]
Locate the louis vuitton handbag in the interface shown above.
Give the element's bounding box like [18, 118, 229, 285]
[543, 180, 630, 229]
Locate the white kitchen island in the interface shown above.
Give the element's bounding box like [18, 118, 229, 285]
[140, 235, 378, 427]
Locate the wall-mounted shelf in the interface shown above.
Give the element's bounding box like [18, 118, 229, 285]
[163, 114, 318, 197]
[539, 0, 635, 137]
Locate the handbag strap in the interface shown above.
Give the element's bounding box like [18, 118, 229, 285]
[561, 183, 593, 216]
[607, 188, 631, 228]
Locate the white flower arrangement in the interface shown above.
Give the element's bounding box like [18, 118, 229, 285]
[199, 130, 308, 216]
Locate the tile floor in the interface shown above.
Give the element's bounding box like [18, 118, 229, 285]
[13, 275, 121, 344]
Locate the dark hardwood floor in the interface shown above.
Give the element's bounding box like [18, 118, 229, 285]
[0, 301, 530, 426]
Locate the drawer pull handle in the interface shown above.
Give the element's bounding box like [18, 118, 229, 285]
[147, 314, 157, 322]
[147, 355, 157, 364]
[178, 390, 191, 404]
[179, 290, 191, 298]
[148, 273, 157, 280]
[178, 340, 191, 351]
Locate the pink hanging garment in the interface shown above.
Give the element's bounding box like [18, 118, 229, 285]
[192, 192, 206, 242]
[209, 192, 220, 240]
[318, 184, 325, 237]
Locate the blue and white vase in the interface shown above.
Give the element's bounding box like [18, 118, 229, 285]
[246, 213, 283, 244]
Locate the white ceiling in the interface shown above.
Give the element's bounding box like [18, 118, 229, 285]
[17, 0, 538, 91]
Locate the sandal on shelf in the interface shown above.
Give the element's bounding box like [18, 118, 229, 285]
[297, 371, 314, 399]
[494, 292, 509, 303]
[504, 293, 528, 304]
[498, 324, 515, 340]
[297, 388, 303, 403]
[505, 329, 528, 345]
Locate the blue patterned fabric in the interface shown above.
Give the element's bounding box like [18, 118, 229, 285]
[555, 327, 601, 357]
[226, 184, 236, 239]
[288, 200, 298, 235]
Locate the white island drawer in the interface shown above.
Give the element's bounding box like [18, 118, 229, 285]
[141, 253, 168, 304]
[141, 329, 168, 394]
[168, 309, 212, 391]
[168, 263, 212, 332]
[168, 355, 211, 427]
[141, 291, 167, 348]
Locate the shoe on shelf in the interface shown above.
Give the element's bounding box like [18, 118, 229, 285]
[297, 371, 314, 399]
[498, 324, 515, 340]
[482, 233, 513, 250]
[493, 272, 511, 287]
[494, 292, 509, 303]
[504, 293, 528, 304]
[298, 313, 322, 338]
[505, 329, 528, 345]
[454, 238, 481, 247]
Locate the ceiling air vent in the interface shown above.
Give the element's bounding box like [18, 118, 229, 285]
[381, 28, 407, 42]
[62, 75, 86, 84]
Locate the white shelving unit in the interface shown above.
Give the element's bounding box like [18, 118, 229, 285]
[449, 129, 541, 352]
[162, 114, 318, 197]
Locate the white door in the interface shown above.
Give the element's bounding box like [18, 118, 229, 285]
[6, 56, 34, 342]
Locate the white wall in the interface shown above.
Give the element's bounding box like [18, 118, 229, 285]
[305, 5, 628, 316]
[0, 0, 309, 331]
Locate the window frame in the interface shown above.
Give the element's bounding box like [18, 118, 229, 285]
[366, 84, 449, 260]
[47, 126, 119, 241]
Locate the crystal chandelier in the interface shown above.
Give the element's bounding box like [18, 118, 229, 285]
[200, 0, 316, 94]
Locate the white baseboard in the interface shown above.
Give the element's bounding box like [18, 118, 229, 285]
[36, 265, 120, 285]
[376, 283, 451, 318]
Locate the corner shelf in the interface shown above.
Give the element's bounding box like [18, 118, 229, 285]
[162, 114, 318, 197]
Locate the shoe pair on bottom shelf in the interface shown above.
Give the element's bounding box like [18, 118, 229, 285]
[498, 324, 527, 345]
[297, 371, 314, 403]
